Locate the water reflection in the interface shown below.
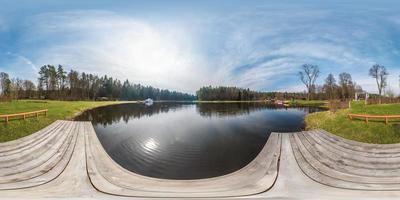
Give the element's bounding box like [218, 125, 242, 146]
[143, 138, 159, 152]
[77, 102, 323, 179]
[78, 102, 321, 128]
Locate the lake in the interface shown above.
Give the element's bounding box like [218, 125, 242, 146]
[76, 102, 323, 180]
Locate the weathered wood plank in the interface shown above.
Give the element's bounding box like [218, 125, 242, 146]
[290, 130, 400, 190]
[0, 122, 73, 170]
[0, 121, 79, 190]
[0, 121, 62, 151]
[0, 123, 75, 179]
[295, 133, 400, 182]
[317, 129, 400, 151]
[86, 121, 281, 197]
[0, 122, 66, 157]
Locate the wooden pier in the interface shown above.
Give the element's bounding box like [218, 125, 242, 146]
[0, 121, 399, 199]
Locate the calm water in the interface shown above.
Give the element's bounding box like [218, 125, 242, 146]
[77, 102, 322, 180]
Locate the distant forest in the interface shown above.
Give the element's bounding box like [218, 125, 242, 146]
[0, 65, 196, 101]
[196, 86, 309, 101]
[1, 63, 398, 102]
[196, 64, 400, 101]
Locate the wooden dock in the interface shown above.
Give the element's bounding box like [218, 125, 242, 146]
[86, 125, 281, 197]
[0, 121, 399, 199]
[0, 121, 77, 189]
[290, 129, 400, 190]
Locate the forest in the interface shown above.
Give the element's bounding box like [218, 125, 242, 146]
[1, 64, 398, 102]
[196, 86, 309, 101]
[0, 65, 195, 101]
[197, 64, 400, 102]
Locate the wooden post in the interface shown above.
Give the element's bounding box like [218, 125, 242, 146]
[385, 117, 388, 125]
[365, 117, 368, 124]
[36, 113, 39, 118]
[5, 116, 8, 124]
[23, 114, 26, 120]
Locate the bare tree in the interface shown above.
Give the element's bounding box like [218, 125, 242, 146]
[23, 80, 36, 99]
[299, 64, 320, 101]
[0, 72, 11, 97]
[338, 72, 355, 100]
[323, 73, 336, 100]
[369, 64, 388, 104]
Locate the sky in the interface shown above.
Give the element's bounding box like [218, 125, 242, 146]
[0, 0, 399, 94]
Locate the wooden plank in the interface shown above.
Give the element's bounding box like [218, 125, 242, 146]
[289, 134, 400, 190]
[0, 122, 79, 190]
[0, 122, 75, 176]
[0, 123, 77, 184]
[296, 133, 400, 178]
[303, 131, 400, 164]
[311, 130, 400, 158]
[0, 122, 71, 160]
[0, 122, 70, 159]
[0, 121, 63, 152]
[316, 130, 400, 154]
[85, 121, 281, 197]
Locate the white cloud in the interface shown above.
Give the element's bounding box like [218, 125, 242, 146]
[21, 11, 212, 93]
[204, 9, 400, 94]
[9, 8, 400, 94]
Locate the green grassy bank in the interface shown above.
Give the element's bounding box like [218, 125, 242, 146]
[306, 101, 400, 144]
[0, 100, 125, 142]
[288, 100, 327, 107]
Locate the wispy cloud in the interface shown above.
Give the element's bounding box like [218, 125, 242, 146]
[6, 52, 38, 72]
[1, 3, 400, 94]
[18, 10, 212, 93]
[205, 8, 400, 94]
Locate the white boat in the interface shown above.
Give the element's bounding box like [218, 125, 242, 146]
[144, 98, 154, 106]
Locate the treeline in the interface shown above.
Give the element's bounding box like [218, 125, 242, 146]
[321, 72, 363, 100]
[196, 86, 262, 101]
[196, 71, 365, 101]
[0, 72, 36, 100]
[196, 86, 309, 101]
[120, 80, 196, 101]
[0, 65, 195, 101]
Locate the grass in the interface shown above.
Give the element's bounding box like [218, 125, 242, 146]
[0, 100, 125, 142]
[306, 101, 400, 144]
[289, 100, 328, 107]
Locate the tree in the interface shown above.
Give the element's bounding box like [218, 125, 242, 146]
[323, 74, 337, 100]
[298, 64, 320, 101]
[22, 80, 36, 99]
[67, 70, 79, 99]
[0, 72, 11, 97]
[38, 65, 49, 98]
[11, 78, 24, 99]
[338, 72, 355, 100]
[369, 64, 388, 104]
[57, 65, 67, 96]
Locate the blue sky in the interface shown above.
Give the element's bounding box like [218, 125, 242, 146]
[0, 0, 399, 94]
